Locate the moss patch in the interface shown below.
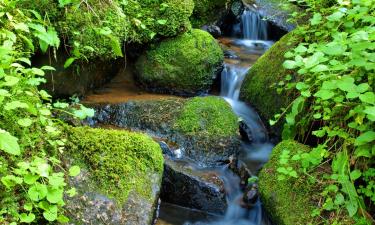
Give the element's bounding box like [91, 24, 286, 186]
[174, 96, 238, 137]
[66, 126, 164, 204]
[258, 140, 314, 224]
[135, 29, 224, 95]
[239, 30, 302, 134]
[191, 0, 228, 27]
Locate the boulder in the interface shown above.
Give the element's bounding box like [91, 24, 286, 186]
[258, 140, 354, 224]
[160, 158, 227, 214]
[239, 30, 302, 136]
[135, 29, 224, 96]
[65, 127, 164, 225]
[87, 96, 240, 166]
[190, 0, 229, 28]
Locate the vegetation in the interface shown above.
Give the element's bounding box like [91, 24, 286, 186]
[267, 0, 375, 223]
[66, 126, 164, 203]
[175, 96, 238, 137]
[135, 29, 224, 95]
[190, 0, 228, 27]
[18, 0, 194, 63]
[0, 3, 93, 223]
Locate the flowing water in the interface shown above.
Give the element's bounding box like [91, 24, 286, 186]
[242, 9, 268, 40]
[157, 9, 275, 225]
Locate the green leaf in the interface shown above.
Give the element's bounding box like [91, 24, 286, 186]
[18, 118, 33, 127]
[283, 60, 297, 69]
[48, 173, 65, 187]
[28, 183, 47, 201]
[157, 19, 167, 25]
[69, 166, 81, 177]
[359, 92, 375, 104]
[64, 57, 76, 68]
[24, 174, 39, 185]
[314, 89, 335, 100]
[363, 106, 375, 121]
[67, 187, 77, 197]
[355, 131, 375, 146]
[0, 130, 20, 155]
[327, 11, 344, 21]
[43, 205, 58, 221]
[4, 101, 29, 110]
[19, 213, 35, 223]
[310, 13, 322, 25]
[46, 187, 63, 204]
[58, 0, 72, 7]
[350, 170, 361, 180]
[109, 36, 123, 57]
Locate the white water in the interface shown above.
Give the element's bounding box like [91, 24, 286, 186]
[242, 10, 268, 40]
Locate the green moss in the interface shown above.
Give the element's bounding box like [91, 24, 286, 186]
[67, 126, 164, 204]
[258, 140, 314, 225]
[239, 30, 302, 134]
[135, 29, 224, 95]
[190, 0, 228, 27]
[174, 96, 238, 137]
[18, 0, 194, 60]
[259, 141, 354, 225]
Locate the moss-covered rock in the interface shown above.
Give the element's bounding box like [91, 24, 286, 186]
[259, 140, 354, 225]
[65, 126, 163, 224]
[239, 30, 302, 135]
[88, 96, 240, 165]
[135, 29, 224, 96]
[19, 0, 194, 60]
[258, 140, 314, 224]
[175, 96, 238, 137]
[191, 0, 228, 27]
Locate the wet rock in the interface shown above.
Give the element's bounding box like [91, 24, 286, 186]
[223, 50, 239, 59]
[230, 0, 245, 19]
[65, 127, 164, 225]
[239, 120, 253, 142]
[33, 50, 121, 98]
[159, 141, 174, 158]
[242, 184, 259, 208]
[202, 25, 222, 38]
[226, 155, 252, 189]
[160, 159, 227, 214]
[86, 98, 241, 167]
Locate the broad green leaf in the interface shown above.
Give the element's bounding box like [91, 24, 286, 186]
[350, 170, 361, 180]
[64, 57, 76, 68]
[327, 11, 344, 21]
[363, 106, 375, 121]
[359, 92, 375, 104]
[69, 166, 81, 177]
[19, 213, 35, 223]
[0, 130, 20, 155]
[46, 187, 63, 204]
[314, 89, 335, 100]
[157, 19, 167, 25]
[355, 131, 375, 146]
[310, 13, 322, 25]
[24, 174, 39, 185]
[283, 60, 297, 69]
[4, 101, 29, 110]
[43, 205, 58, 221]
[28, 183, 47, 201]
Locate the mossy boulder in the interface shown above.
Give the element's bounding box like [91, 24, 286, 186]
[239, 30, 302, 135]
[19, 0, 194, 60]
[190, 0, 228, 27]
[259, 140, 354, 225]
[65, 126, 164, 225]
[135, 29, 224, 96]
[87, 96, 240, 165]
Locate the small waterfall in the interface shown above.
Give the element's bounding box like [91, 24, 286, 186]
[242, 9, 268, 40]
[220, 63, 268, 143]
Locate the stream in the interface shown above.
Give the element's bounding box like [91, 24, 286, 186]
[156, 8, 276, 225]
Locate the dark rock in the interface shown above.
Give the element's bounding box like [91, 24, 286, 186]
[223, 50, 239, 59]
[227, 155, 252, 189]
[160, 159, 227, 214]
[239, 120, 253, 142]
[32, 50, 121, 98]
[201, 25, 222, 38]
[242, 184, 259, 208]
[159, 141, 174, 158]
[230, 0, 245, 19]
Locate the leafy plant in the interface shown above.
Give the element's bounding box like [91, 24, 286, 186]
[273, 0, 375, 223]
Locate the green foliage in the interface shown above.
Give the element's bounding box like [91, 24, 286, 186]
[0, 3, 94, 223]
[190, 0, 228, 27]
[175, 96, 238, 137]
[18, 0, 194, 63]
[272, 0, 375, 223]
[136, 29, 224, 95]
[66, 126, 164, 203]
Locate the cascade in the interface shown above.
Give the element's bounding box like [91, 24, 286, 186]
[242, 9, 268, 40]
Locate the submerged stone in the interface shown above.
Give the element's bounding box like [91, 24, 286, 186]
[65, 127, 164, 225]
[135, 29, 224, 96]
